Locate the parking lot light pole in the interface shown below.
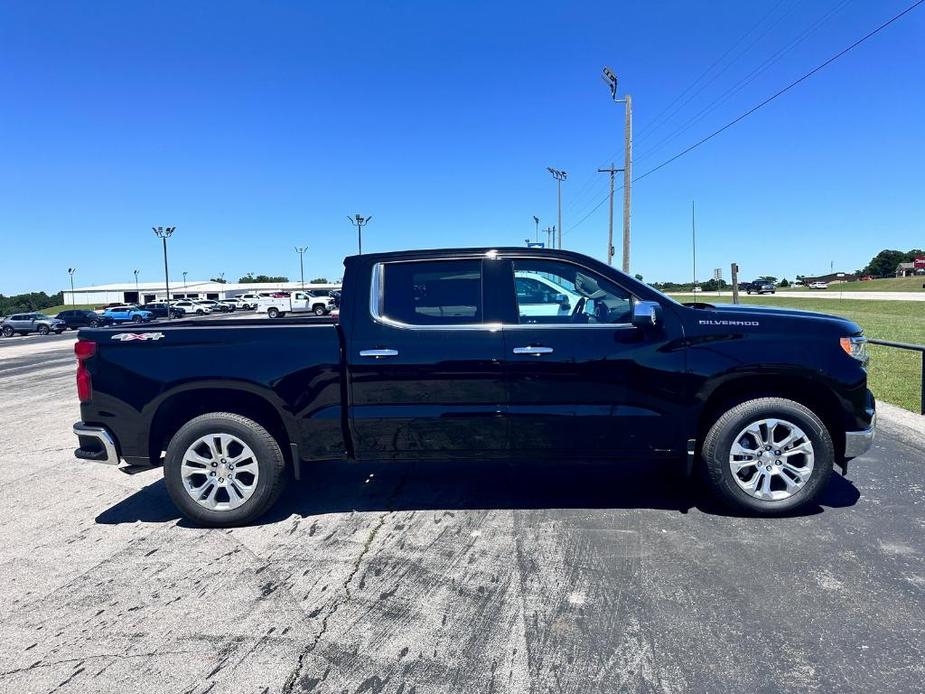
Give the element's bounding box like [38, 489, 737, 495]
[152, 226, 176, 319]
[348, 215, 372, 255]
[533, 216, 540, 242]
[295, 246, 307, 289]
[182, 271, 188, 289]
[602, 66, 632, 273]
[67, 268, 76, 306]
[133, 269, 139, 294]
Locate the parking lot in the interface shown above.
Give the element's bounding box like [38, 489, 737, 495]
[1, 334, 923, 693]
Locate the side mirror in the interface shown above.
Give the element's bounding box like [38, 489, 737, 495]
[631, 300, 660, 327]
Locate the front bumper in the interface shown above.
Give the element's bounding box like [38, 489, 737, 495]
[73, 422, 120, 465]
[844, 412, 876, 458]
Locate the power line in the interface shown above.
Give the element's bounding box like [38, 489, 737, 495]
[636, 0, 854, 164]
[633, 0, 923, 185]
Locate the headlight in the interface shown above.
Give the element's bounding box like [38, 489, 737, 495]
[840, 336, 868, 364]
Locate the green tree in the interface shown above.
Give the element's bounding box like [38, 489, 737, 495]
[310, 277, 329, 284]
[861, 249, 924, 278]
[209, 276, 227, 284]
[779, 278, 790, 287]
[238, 273, 290, 283]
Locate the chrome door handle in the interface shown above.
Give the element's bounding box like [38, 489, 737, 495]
[359, 349, 399, 358]
[512, 346, 554, 355]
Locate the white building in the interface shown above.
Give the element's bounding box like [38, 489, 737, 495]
[62, 280, 341, 307]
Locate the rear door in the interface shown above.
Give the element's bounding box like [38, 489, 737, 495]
[347, 256, 507, 458]
[499, 256, 685, 457]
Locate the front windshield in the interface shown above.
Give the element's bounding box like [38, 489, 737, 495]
[35, 313, 50, 319]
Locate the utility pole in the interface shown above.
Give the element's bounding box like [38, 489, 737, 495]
[152, 227, 176, 317]
[182, 271, 188, 289]
[544, 226, 556, 249]
[602, 66, 632, 272]
[691, 201, 697, 289]
[348, 214, 372, 255]
[597, 163, 622, 265]
[67, 268, 76, 306]
[133, 269, 139, 298]
[533, 216, 540, 243]
[547, 167, 567, 249]
[295, 246, 307, 289]
[731, 263, 740, 305]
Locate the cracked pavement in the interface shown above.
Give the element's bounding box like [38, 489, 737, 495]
[1, 335, 923, 693]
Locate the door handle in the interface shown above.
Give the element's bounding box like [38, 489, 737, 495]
[359, 348, 399, 358]
[512, 346, 554, 355]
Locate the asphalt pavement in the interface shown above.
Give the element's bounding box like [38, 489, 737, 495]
[1, 332, 923, 694]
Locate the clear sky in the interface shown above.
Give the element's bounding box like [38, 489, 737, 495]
[1, 0, 923, 294]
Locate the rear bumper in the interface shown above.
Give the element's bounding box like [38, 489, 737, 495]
[844, 412, 876, 459]
[73, 422, 120, 465]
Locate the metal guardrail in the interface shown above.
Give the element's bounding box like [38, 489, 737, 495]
[868, 339, 925, 414]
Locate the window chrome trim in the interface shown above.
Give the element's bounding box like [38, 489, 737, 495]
[368, 256, 646, 332]
[369, 261, 500, 332]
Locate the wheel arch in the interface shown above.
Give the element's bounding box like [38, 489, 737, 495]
[697, 373, 845, 458]
[148, 385, 296, 466]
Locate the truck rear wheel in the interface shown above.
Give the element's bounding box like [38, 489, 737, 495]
[701, 397, 834, 515]
[163, 412, 287, 526]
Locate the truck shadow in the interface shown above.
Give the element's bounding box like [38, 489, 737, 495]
[95, 458, 861, 526]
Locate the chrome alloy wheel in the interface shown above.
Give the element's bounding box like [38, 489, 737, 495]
[728, 418, 815, 501]
[181, 434, 260, 511]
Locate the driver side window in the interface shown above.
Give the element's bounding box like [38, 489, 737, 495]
[512, 259, 633, 325]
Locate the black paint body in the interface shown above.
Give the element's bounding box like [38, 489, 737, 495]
[76, 248, 874, 468]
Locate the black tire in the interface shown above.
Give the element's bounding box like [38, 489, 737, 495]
[54, 330, 63, 334]
[313, 305, 326, 316]
[163, 412, 287, 527]
[89, 320, 99, 328]
[37, 325, 50, 335]
[267, 307, 280, 319]
[196, 309, 204, 315]
[132, 315, 142, 323]
[2, 326, 13, 337]
[702, 397, 834, 515]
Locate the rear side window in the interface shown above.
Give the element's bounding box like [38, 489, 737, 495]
[381, 260, 482, 325]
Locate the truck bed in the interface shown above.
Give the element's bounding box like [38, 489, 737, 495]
[77, 318, 347, 466]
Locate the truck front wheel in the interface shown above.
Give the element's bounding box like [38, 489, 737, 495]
[701, 397, 834, 515]
[267, 307, 280, 319]
[313, 305, 326, 316]
[163, 412, 287, 526]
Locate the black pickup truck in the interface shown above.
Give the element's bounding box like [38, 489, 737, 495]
[72, 248, 875, 525]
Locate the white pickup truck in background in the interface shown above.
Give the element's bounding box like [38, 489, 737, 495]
[256, 291, 335, 318]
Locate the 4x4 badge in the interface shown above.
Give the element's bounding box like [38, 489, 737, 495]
[111, 332, 165, 341]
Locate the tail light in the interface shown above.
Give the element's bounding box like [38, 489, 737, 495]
[75, 340, 96, 402]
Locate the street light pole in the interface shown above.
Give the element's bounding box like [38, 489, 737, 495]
[547, 168, 567, 249]
[533, 216, 540, 243]
[295, 246, 307, 289]
[348, 215, 372, 255]
[182, 271, 188, 289]
[67, 268, 76, 306]
[152, 226, 176, 318]
[602, 66, 632, 273]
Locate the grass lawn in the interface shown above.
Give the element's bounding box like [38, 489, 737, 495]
[34, 304, 99, 315]
[780, 276, 925, 292]
[673, 295, 925, 413]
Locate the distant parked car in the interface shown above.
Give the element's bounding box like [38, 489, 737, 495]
[219, 298, 248, 311]
[172, 300, 212, 315]
[236, 293, 261, 309]
[2, 312, 66, 336]
[55, 309, 114, 329]
[103, 306, 154, 323]
[196, 299, 231, 313]
[143, 302, 185, 319]
[743, 280, 776, 295]
[808, 282, 829, 290]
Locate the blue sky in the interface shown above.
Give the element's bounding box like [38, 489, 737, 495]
[1, 0, 922, 294]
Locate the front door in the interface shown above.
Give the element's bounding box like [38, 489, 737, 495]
[499, 257, 685, 457]
[347, 257, 507, 459]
